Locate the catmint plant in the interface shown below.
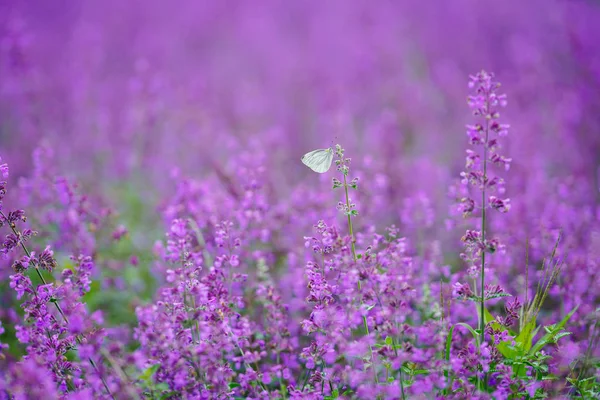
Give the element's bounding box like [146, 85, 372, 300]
[458, 70, 511, 338]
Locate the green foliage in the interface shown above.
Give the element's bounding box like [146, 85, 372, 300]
[567, 374, 600, 399]
[137, 364, 175, 399]
[323, 387, 339, 399]
[486, 304, 579, 380]
[529, 305, 579, 355]
[465, 292, 512, 303]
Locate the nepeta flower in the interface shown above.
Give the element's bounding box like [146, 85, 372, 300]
[453, 282, 473, 300]
[36, 246, 57, 272]
[460, 70, 511, 219]
[458, 72, 511, 319]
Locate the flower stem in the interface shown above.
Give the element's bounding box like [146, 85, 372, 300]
[392, 336, 406, 400]
[342, 174, 357, 262]
[341, 171, 377, 383]
[480, 118, 489, 338]
[477, 112, 490, 393]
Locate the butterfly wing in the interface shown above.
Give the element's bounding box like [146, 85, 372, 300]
[301, 148, 333, 173]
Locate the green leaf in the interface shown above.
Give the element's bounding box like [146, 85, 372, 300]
[516, 316, 537, 353]
[496, 341, 516, 359]
[483, 308, 496, 325]
[483, 308, 519, 359]
[229, 382, 241, 389]
[455, 322, 479, 344]
[140, 364, 160, 382]
[155, 383, 170, 391]
[554, 331, 572, 341]
[444, 324, 454, 375]
[484, 292, 512, 300]
[412, 369, 429, 375]
[529, 305, 579, 356]
[385, 336, 393, 346]
[483, 307, 511, 332]
[465, 294, 482, 303]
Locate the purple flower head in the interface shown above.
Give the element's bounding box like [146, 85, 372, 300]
[488, 196, 511, 213]
[453, 281, 473, 300]
[462, 71, 511, 197]
[111, 224, 128, 241]
[36, 246, 57, 272]
[9, 273, 32, 300]
[11, 255, 31, 273]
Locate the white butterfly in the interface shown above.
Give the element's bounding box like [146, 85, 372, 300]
[301, 147, 334, 173]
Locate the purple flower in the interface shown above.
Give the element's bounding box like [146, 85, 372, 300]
[36, 246, 57, 272]
[9, 273, 32, 300]
[111, 224, 128, 241]
[453, 282, 473, 299]
[489, 196, 511, 213]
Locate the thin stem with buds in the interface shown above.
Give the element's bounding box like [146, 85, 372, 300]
[342, 174, 357, 262]
[480, 117, 489, 338]
[338, 155, 377, 384]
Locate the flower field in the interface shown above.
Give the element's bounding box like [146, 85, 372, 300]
[0, 1, 599, 399]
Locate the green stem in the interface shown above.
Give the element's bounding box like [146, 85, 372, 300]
[228, 329, 268, 392]
[392, 337, 406, 400]
[300, 368, 310, 391]
[342, 174, 357, 262]
[478, 113, 490, 393]
[100, 348, 142, 400]
[480, 117, 489, 338]
[341, 174, 377, 384]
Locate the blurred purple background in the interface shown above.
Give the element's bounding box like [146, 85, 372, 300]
[1, 0, 599, 184]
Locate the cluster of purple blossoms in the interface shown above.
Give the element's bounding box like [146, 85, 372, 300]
[455, 71, 512, 307]
[0, 156, 127, 399]
[135, 218, 275, 398]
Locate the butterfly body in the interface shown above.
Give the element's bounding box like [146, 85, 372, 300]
[301, 148, 334, 173]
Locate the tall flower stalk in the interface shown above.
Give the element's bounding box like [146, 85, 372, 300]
[459, 71, 511, 338]
[332, 145, 383, 387]
[332, 145, 359, 263]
